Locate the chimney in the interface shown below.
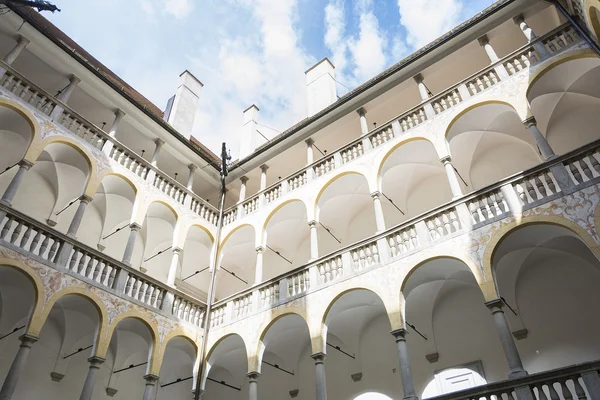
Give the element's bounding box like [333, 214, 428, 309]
[238, 105, 260, 159]
[165, 70, 203, 139]
[305, 58, 336, 117]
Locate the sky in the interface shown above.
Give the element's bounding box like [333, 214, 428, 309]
[46, 0, 495, 158]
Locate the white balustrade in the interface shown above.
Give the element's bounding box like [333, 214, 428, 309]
[542, 26, 579, 54]
[386, 224, 419, 258]
[504, 49, 539, 75]
[232, 293, 253, 319]
[466, 69, 500, 96]
[467, 190, 509, 225]
[317, 255, 344, 284]
[190, 198, 218, 225]
[210, 305, 226, 328]
[340, 142, 364, 164]
[398, 107, 427, 133]
[172, 295, 205, 327]
[287, 269, 310, 297]
[242, 195, 260, 215]
[123, 274, 165, 309]
[425, 208, 462, 242]
[0, 213, 62, 263]
[431, 88, 462, 115]
[264, 183, 283, 205]
[512, 170, 560, 206]
[260, 283, 280, 308]
[351, 241, 380, 272]
[369, 126, 396, 148]
[287, 170, 308, 192]
[565, 149, 600, 186]
[312, 156, 336, 178]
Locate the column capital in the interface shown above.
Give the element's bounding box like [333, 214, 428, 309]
[413, 73, 424, 84]
[17, 35, 30, 46]
[19, 333, 39, 346]
[370, 191, 381, 200]
[87, 356, 106, 367]
[512, 14, 525, 25]
[391, 328, 409, 341]
[256, 246, 265, 253]
[154, 138, 165, 147]
[18, 159, 34, 170]
[129, 222, 142, 231]
[188, 163, 198, 172]
[440, 155, 452, 165]
[485, 298, 504, 312]
[68, 74, 81, 85]
[172, 246, 183, 254]
[522, 116, 537, 128]
[246, 371, 261, 381]
[260, 164, 269, 172]
[311, 352, 327, 363]
[477, 34, 490, 46]
[114, 108, 126, 119]
[80, 195, 93, 204]
[240, 175, 249, 184]
[143, 374, 160, 384]
[308, 220, 318, 228]
[356, 107, 367, 117]
[305, 138, 315, 146]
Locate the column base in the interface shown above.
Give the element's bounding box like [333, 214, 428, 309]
[508, 369, 528, 379]
[403, 395, 419, 400]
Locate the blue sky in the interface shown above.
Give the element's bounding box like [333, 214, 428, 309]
[46, 0, 494, 157]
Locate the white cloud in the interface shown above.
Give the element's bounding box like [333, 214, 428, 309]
[164, 0, 194, 18]
[324, 0, 348, 75]
[349, 8, 387, 82]
[397, 0, 463, 49]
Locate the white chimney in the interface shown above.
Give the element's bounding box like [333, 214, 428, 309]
[165, 70, 203, 139]
[305, 58, 337, 117]
[238, 105, 260, 160]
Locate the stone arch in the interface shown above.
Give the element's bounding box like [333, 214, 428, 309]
[376, 136, 440, 180]
[261, 198, 310, 239]
[157, 330, 200, 392]
[182, 222, 215, 245]
[483, 216, 600, 295]
[220, 223, 257, 248]
[99, 312, 160, 374]
[588, 0, 600, 39]
[0, 257, 44, 333]
[0, 97, 41, 170]
[28, 287, 109, 354]
[203, 332, 249, 392]
[314, 170, 375, 213]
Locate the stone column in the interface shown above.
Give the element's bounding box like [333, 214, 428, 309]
[51, 75, 81, 120]
[0, 35, 30, 78]
[239, 176, 249, 203]
[357, 108, 369, 136]
[102, 109, 126, 154]
[478, 35, 509, 78]
[523, 117, 555, 160]
[260, 164, 269, 190]
[0, 160, 33, 206]
[312, 353, 327, 400]
[306, 138, 315, 165]
[255, 246, 264, 284]
[187, 164, 197, 191]
[78, 356, 105, 400]
[142, 374, 159, 400]
[391, 329, 418, 400]
[151, 139, 164, 167]
[308, 221, 319, 260]
[0, 334, 38, 400]
[371, 192, 386, 232]
[166, 247, 183, 286]
[247, 372, 260, 400]
[413, 74, 435, 118]
[67, 195, 92, 238]
[486, 299, 528, 379]
[440, 156, 463, 198]
[513, 15, 550, 60]
[122, 223, 141, 266]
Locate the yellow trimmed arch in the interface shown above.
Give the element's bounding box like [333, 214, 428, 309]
[157, 329, 199, 368]
[314, 170, 371, 213]
[141, 199, 180, 223]
[0, 258, 44, 333]
[483, 215, 600, 295]
[444, 100, 523, 141]
[0, 97, 42, 163]
[28, 287, 109, 353]
[99, 312, 160, 374]
[584, 0, 600, 40]
[261, 198, 309, 240]
[183, 222, 216, 244]
[97, 170, 141, 195]
[219, 223, 256, 248]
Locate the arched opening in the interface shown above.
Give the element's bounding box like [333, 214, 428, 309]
[447, 103, 540, 190]
[527, 55, 600, 154]
[259, 314, 312, 400]
[354, 393, 394, 400]
[591, 6, 600, 40]
[0, 142, 90, 229]
[204, 334, 248, 400]
[179, 225, 213, 300]
[104, 318, 154, 399]
[492, 223, 600, 373]
[79, 174, 136, 257]
[0, 105, 33, 171]
[402, 258, 506, 397]
[264, 201, 310, 280]
[380, 140, 452, 227]
[218, 225, 256, 299]
[157, 336, 197, 399]
[16, 294, 101, 399]
[138, 202, 177, 280]
[323, 289, 398, 399]
[422, 365, 487, 399]
[317, 173, 375, 256]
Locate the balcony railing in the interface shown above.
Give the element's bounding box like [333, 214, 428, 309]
[222, 23, 581, 226]
[0, 202, 207, 328]
[209, 138, 600, 329]
[427, 360, 600, 400]
[0, 61, 219, 225]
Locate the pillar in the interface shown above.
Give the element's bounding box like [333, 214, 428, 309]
[102, 109, 126, 154]
[391, 329, 418, 400]
[239, 176, 249, 203]
[142, 374, 159, 400]
[306, 138, 315, 165]
[513, 14, 550, 60]
[247, 372, 260, 400]
[371, 192, 386, 232]
[151, 139, 164, 167]
[67, 195, 92, 238]
[122, 223, 141, 266]
[187, 164, 197, 191]
[308, 221, 319, 260]
[312, 353, 327, 400]
[78, 356, 105, 400]
[0, 334, 38, 400]
[413, 74, 435, 118]
[0, 160, 33, 206]
[255, 246, 264, 284]
[51, 75, 81, 120]
[485, 299, 528, 379]
[523, 117, 555, 160]
[357, 108, 369, 136]
[478, 35, 509, 78]
[167, 247, 183, 286]
[260, 164, 268, 190]
[440, 156, 463, 198]
[0, 35, 29, 78]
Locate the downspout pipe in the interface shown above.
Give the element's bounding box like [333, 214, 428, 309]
[548, 0, 600, 56]
[194, 143, 229, 400]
